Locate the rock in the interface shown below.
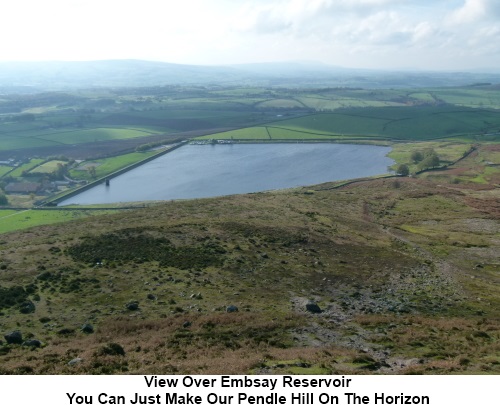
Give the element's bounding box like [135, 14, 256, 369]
[147, 294, 156, 300]
[81, 324, 94, 334]
[126, 301, 139, 311]
[226, 305, 239, 313]
[19, 300, 36, 314]
[22, 339, 42, 348]
[68, 358, 83, 366]
[305, 301, 322, 314]
[4, 331, 23, 344]
[183, 321, 192, 328]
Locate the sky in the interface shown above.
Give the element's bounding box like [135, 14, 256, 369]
[1, 0, 499, 71]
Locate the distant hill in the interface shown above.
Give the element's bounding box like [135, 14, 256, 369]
[0, 59, 499, 91]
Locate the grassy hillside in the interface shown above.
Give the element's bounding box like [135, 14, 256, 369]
[0, 146, 498, 375]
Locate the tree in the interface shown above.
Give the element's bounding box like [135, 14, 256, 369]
[410, 150, 423, 163]
[418, 154, 440, 170]
[396, 163, 410, 176]
[0, 192, 8, 206]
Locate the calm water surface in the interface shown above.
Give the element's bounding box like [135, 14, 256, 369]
[60, 143, 394, 205]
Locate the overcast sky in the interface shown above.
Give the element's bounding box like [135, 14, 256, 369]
[1, 0, 499, 71]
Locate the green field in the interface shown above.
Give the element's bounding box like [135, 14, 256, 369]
[6, 159, 45, 178]
[29, 160, 67, 174]
[2, 85, 500, 156]
[37, 127, 155, 145]
[69, 150, 159, 180]
[0, 209, 118, 234]
[0, 165, 12, 176]
[199, 106, 500, 142]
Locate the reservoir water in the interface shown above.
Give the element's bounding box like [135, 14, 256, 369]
[60, 143, 394, 205]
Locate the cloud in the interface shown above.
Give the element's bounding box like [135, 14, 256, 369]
[0, 0, 499, 70]
[447, 0, 500, 25]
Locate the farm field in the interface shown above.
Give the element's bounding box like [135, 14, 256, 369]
[6, 159, 45, 178]
[199, 105, 500, 142]
[2, 85, 500, 159]
[0, 166, 12, 176]
[69, 150, 160, 181]
[29, 160, 67, 174]
[1, 84, 500, 230]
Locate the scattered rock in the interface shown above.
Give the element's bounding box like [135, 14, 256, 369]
[19, 300, 36, 314]
[22, 339, 42, 348]
[57, 328, 75, 336]
[305, 300, 322, 314]
[183, 321, 192, 328]
[126, 301, 139, 311]
[147, 294, 157, 300]
[81, 324, 94, 334]
[68, 358, 83, 366]
[4, 331, 23, 344]
[226, 305, 239, 313]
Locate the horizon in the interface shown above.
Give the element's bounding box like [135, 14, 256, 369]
[0, 58, 498, 75]
[1, 1, 500, 72]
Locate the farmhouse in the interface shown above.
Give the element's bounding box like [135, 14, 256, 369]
[5, 182, 41, 194]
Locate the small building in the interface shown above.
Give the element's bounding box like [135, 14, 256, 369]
[0, 159, 15, 166]
[5, 182, 41, 194]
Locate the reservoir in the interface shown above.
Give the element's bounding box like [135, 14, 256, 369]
[59, 143, 394, 205]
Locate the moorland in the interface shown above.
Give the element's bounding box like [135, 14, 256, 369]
[0, 62, 499, 374]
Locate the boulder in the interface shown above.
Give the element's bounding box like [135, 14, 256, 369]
[22, 339, 42, 348]
[19, 300, 35, 314]
[4, 331, 23, 344]
[57, 328, 75, 335]
[68, 358, 83, 366]
[226, 305, 239, 313]
[81, 323, 94, 334]
[305, 301, 322, 314]
[126, 301, 139, 311]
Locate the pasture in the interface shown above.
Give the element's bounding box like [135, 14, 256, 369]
[2, 85, 500, 158]
[0, 165, 12, 177]
[69, 150, 159, 180]
[200, 105, 500, 142]
[5, 159, 45, 178]
[37, 127, 155, 145]
[29, 160, 67, 174]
